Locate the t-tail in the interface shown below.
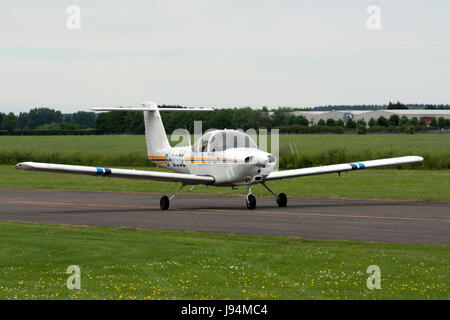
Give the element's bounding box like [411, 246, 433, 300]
[91, 101, 213, 158]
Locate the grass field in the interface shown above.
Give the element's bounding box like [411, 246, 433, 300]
[0, 133, 449, 201]
[0, 221, 448, 300]
[0, 134, 449, 169]
[1, 166, 449, 201]
[278, 134, 449, 169]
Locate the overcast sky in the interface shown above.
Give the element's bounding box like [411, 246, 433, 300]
[1, 0, 449, 113]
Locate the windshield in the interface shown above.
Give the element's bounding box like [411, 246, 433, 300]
[193, 130, 258, 152]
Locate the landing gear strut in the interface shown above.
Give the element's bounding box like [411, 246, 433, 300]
[261, 182, 287, 207]
[160, 184, 185, 210]
[246, 185, 256, 210]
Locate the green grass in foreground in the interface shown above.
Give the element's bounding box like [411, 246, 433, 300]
[0, 221, 448, 300]
[1, 165, 449, 202]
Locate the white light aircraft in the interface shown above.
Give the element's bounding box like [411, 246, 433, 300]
[15, 101, 423, 210]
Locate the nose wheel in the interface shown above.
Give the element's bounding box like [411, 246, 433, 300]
[246, 193, 256, 209]
[245, 185, 257, 209]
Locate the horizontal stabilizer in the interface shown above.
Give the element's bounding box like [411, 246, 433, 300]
[91, 101, 213, 112]
[91, 107, 214, 112]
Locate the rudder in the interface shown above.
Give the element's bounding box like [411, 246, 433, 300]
[142, 102, 171, 155]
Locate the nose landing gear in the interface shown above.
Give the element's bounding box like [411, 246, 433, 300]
[246, 194, 256, 209]
[246, 185, 256, 209]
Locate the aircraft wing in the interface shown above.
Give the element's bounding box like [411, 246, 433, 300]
[265, 156, 423, 181]
[15, 162, 215, 185]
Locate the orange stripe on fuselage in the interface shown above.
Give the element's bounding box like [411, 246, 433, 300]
[148, 155, 242, 164]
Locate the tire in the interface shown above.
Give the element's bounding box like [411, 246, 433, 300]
[276, 193, 287, 207]
[160, 195, 170, 210]
[246, 194, 256, 210]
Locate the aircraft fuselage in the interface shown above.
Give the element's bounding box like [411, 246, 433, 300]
[148, 146, 276, 186]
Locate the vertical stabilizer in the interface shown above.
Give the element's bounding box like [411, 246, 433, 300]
[142, 102, 170, 155]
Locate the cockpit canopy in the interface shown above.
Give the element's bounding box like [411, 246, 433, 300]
[192, 130, 258, 153]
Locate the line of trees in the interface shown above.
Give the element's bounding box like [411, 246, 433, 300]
[1, 106, 449, 135]
[94, 107, 314, 134]
[311, 102, 450, 111]
[94, 107, 450, 134]
[279, 115, 450, 134]
[0, 108, 96, 133]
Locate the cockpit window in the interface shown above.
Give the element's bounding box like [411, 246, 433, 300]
[201, 139, 208, 152]
[192, 130, 257, 153]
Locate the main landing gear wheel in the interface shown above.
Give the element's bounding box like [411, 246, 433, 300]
[246, 194, 256, 210]
[276, 193, 287, 207]
[261, 182, 287, 208]
[160, 195, 170, 210]
[160, 184, 185, 210]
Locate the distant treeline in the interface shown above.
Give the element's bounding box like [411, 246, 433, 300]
[280, 115, 450, 135]
[95, 107, 274, 134]
[307, 101, 450, 111]
[0, 108, 96, 132]
[0, 104, 449, 135]
[81, 107, 450, 135]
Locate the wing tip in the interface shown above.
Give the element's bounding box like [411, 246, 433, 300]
[15, 161, 39, 170]
[409, 155, 424, 163]
[15, 162, 28, 170]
